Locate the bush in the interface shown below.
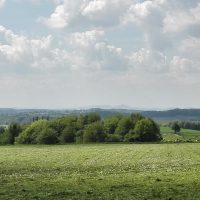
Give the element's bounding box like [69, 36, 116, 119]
[134, 118, 162, 142]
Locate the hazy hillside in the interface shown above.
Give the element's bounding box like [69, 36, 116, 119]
[1, 108, 200, 125]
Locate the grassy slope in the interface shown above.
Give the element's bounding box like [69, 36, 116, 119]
[0, 144, 200, 200]
[161, 126, 200, 142]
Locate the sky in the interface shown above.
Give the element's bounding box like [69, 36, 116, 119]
[0, 0, 200, 109]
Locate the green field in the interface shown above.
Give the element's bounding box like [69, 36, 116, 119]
[161, 126, 200, 142]
[0, 144, 200, 200]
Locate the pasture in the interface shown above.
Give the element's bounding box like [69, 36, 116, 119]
[161, 126, 200, 142]
[0, 144, 200, 199]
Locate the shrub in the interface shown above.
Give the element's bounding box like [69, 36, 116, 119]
[134, 119, 162, 142]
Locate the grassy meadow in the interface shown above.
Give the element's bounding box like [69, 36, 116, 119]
[161, 126, 200, 142]
[0, 144, 200, 200]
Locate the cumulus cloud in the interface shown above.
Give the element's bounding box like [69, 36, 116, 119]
[0, 26, 70, 72]
[127, 48, 168, 73]
[163, 3, 200, 33]
[68, 30, 127, 71]
[38, 0, 132, 28]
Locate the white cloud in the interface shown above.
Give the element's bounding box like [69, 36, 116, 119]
[127, 48, 168, 73]
[0, 26, 70, 72]
[170, 56, 200, 74]
[38, 0, 83, 29]
[39, 0, 132, 29]
[163, 3, 200, 33]
[68, 30, 126, 71]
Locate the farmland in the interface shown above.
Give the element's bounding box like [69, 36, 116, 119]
[0, 144, 200, 199]
[161, 126, 200, 142]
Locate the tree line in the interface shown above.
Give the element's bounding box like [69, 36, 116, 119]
[0, 113, 162, 145]
[168, 121, 200, 131]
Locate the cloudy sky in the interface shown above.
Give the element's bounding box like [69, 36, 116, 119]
[0, 0, 200, 109]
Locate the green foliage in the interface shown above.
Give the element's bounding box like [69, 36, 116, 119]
[16, 120, 50, 144]
[75, 130, 84, 143]
[124, 129, 139, 142]
[83, 122, 105, 143]
[36, 127, 58, 144]
[87, 113, 101, 123]
[0, 131, 8, 145]
[115, 116, 133, 137]
[105, 134, 123, 142]
[130, 113, 145, 125]
[103, 115, 121, 135]
[59, 125, 76, 143]
[0, 126, 5, 134]
[15, 113, 161, 144]
[171, 122, 181, 134]
[7, 123, 22, 144]
[134, 119, 162, 141]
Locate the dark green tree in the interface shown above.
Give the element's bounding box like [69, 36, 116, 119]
[104, 115, 121, 135]
[36, 127, 58, 144]
[134, 118, 162, 142]
[7, 123, 22, 144]
[115, 116, 133, 137]
[59, 125, 76, 143]
[83, 122, 105, 143]
[171, 122, 181, 134]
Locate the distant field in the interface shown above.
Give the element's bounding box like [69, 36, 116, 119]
[0, 144, 200, 199]
[161, 126, 200, 142]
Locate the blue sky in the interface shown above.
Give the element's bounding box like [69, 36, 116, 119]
[0, 0, 200, 109]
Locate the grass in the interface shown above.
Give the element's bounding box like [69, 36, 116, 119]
[0, 144, 200, 199]
[161, 126, 200, 142]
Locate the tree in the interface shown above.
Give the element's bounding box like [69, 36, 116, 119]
[0, 126, 5, 134]
[7, 123, 22, 144]
[134, 118, 162, 142]
[115, 116, 133, 137]
[36, 127, 58, 144]
[59, 125, 76, 143]
[16, 120, 50, 144]
[83, 122, 105, 143]
[171, 122, 181, 134]
[103, 115, 121, 135]
[130, 113, 145, 126]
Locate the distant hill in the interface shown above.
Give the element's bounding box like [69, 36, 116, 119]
[0, 108, 200, 124]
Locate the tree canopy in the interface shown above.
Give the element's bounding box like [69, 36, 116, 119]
[0, 113, 162, 144]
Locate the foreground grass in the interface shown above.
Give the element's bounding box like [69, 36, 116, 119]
[0, 144, 200, 200]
